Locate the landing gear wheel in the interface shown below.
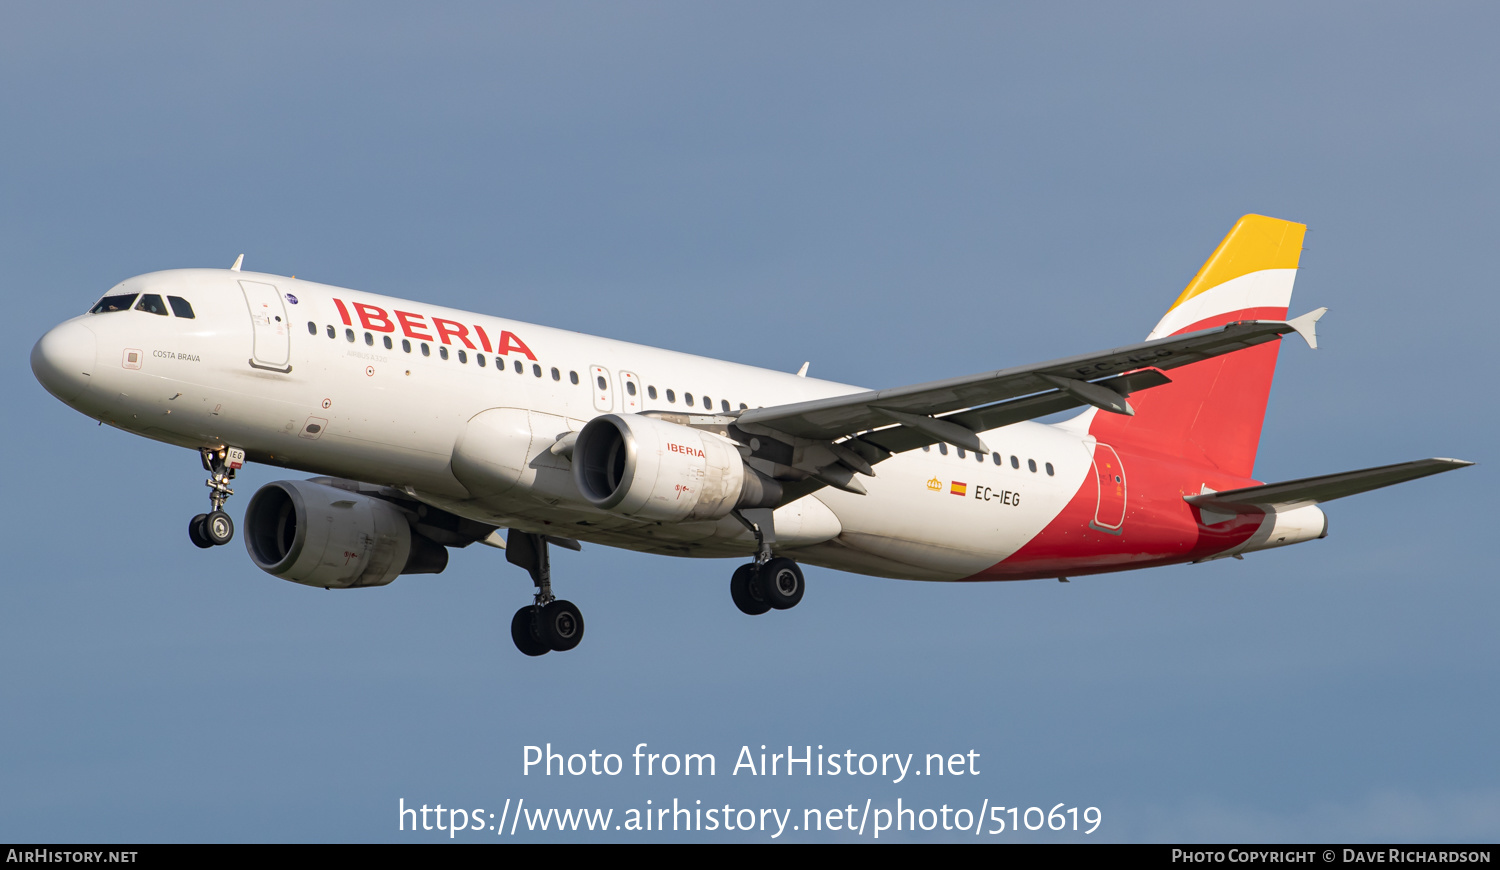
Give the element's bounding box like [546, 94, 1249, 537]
[511, 606, 550, 657]
[188, 514, 213, 549]
[730, 563, 772, 615]
[539, 599, 585, 651]
[203, 510, 235, 546]
[760, 557, 805, 610]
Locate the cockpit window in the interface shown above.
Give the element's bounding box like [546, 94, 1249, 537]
[89, 293, 138, 314]
[167, 296, 195, 319]
[134, 294, 169, 316]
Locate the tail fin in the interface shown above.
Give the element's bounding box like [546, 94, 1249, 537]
[1092, 214, 1307, 478]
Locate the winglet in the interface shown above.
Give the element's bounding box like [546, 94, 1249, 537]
[1286, 307, 1326, 349]
[230, 254, 244, 272]
[796, 362, 810, 378]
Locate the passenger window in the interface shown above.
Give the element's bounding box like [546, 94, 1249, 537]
[134, 294, 169, 316]
[956, 447, 966, 459]
[477, 354, 486, 367]
[570, 371, 579, 385]
[992, 452, 1001, 465]
[1045, 462, 1055, 476]
[922, 445, 931, 452]
[440, 346, 449, 360]
[648, 386, 658, 399]
[1028, 459, 1037, 472]
[346, 329, 356, 343]
[383, 336, 393, 350]
[552, 367, 561, 381]
[739, 403, 748, 410]
[421, 343, 431, 356]
[666, 390, 676, 403]
[1011, 456, 1019, 469]
[938, 444, 948, 455]
[685, 393, 694, 405]
[402, 339, 411, 353]
[513, 360, 522, 374]
[327, 325, 336, 339]
[721, 399, 730, 412]
[627, 381, 637, 396]
[365, 332, 374, 346]
[975, 451, 984, 463]
[307, 321, 317, 335]
[89, 293, 137, 314]
[457, 349, 467, 364]
[533, 364, 542, 377]
[597, 375, 607, 390]
[168, 297, 195, 319]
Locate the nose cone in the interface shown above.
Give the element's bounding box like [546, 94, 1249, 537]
[32, 320, 97, 403]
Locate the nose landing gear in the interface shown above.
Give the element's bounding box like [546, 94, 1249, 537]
[189, 447, 243, 548]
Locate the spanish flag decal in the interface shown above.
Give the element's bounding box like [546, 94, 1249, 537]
[950, 481, 967, 496]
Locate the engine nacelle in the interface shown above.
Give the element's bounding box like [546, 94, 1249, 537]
[572, 414, 779, 522]
[243, 480, 447, 589]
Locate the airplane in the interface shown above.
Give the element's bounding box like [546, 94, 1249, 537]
[30, 215, 1471, 656]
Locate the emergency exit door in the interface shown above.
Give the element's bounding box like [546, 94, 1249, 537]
[590, 366, 613, 412]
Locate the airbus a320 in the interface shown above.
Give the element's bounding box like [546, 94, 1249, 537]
[31, 215, 1471, 655]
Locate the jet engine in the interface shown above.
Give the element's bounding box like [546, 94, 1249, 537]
[572, 413, 781, 522]
[243, 479, 448, 588]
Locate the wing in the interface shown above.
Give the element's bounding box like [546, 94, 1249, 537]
[730, 313, 1323, 499]
[1184, 458, 1474, 515]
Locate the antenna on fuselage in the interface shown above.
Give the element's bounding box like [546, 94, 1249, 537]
[796, 361, 810, 378]
[230, 254, 244, 272]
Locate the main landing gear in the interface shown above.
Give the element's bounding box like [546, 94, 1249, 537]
[729, 508, 806, 616]
[730, 558, 806, 614]
[506, 531, 585, 656]
[188, 447, 244, 549]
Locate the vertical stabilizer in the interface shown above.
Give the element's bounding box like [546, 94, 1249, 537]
[1092, 215, 1306, 478]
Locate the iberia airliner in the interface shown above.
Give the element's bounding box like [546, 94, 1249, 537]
[30, 216, 1471, 655]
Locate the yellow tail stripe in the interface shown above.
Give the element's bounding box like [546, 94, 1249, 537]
[1169, 214, 1307, 310]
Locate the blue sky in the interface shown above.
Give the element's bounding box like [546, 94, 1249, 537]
[1, 2, 1494, 842]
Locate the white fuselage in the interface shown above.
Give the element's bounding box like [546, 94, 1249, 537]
[40, 268, 1099, 582]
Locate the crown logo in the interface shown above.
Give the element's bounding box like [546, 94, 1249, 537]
[926, 477, 942, 491]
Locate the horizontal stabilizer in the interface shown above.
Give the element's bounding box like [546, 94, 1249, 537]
[1184, 458, 1473, 515]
